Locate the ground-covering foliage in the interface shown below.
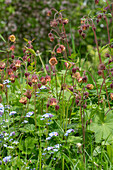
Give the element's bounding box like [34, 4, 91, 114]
[0, 0, 113, 169]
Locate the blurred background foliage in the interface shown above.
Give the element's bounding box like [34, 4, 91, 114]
[0, 0, 112, 62]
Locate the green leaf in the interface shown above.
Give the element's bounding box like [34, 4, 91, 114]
[0, 34, 6, 43]
[67, 136, 81, 144]
[26, 47, 36, 56]
[69, 53, 78, 59]
[107, 145, 113, 163]
[88, 110, 113, 143]
[25, 137, 35, 149]
[23, 38, 29, 42]
[0, 49, 6, 53]
[93, 146, 101, 156]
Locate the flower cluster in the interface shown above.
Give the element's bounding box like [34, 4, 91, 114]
[0, 103, 4, 117]
[25, 111, 34, 117]
[9, 111, 16, 116]
[3, 156, 11, 163]
[46, 132, 58, 140]
[40, 113, 53, 120]
[64, 129, 74, 136]
[43, 144, 61, 154]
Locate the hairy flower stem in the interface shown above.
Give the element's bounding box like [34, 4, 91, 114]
[62, 23, 71, 56]
[68, 97, 75, 124]
[105, 108, 113, 116]
[99, 74, 111, 108]
[62, 156, 64, 170]
[55, 69, 58, 99]
[104, 15, 110, 44]
[34, 84, 37, 130]
[92, 27, 110, 108]
[92, 27, 102, 64]
[86, 71, 99, 103]
[80, 105, 85, 164]
[38, 53, 47, 75]
[105, 0, 113, 18]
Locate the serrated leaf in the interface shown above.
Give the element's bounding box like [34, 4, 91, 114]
[88, 110, 113, 143]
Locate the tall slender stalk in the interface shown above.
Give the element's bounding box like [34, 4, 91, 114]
[92, 25, 110, 109]
[80, 105, 85, 164]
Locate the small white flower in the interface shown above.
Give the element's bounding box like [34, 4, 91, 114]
[76, 143, 82, 148]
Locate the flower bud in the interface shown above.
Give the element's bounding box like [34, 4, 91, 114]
[55, 105, 59, 111]
[110, 93, 113, 100]
[86, 84, 94, 90]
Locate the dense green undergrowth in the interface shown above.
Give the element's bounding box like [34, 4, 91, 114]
[0, 1, 113, 169]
